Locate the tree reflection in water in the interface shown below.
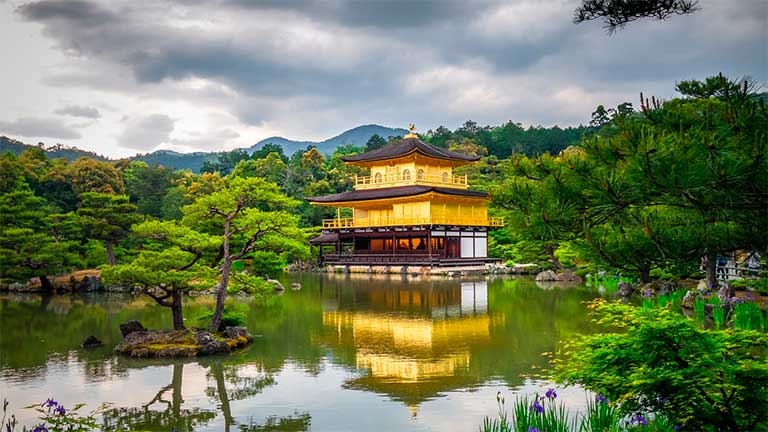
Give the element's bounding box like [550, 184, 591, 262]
[101, 362, 215, 431]
[99, 359, 309, 432]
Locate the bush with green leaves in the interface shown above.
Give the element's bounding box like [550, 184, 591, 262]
[196, 303, 248, 331]
[552, 299, 768, 431]
[729, 277, 768, 296]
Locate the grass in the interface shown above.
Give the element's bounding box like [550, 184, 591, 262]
[480, 392, 676, 432]
[732, 301, 767, 331]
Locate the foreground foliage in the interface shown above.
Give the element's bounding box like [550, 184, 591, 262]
[494, 75, 768, 285]
[552, 299, 768, 431]
[481, 390, 673, 432]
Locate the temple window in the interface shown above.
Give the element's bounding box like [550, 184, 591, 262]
[402, 169, 411, 180]
[374, 172, 383, 183]
[417, 169, 424, 180]
[442, 172, 449, 183]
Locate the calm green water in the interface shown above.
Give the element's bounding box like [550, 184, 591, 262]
[0, 274, 602, 431]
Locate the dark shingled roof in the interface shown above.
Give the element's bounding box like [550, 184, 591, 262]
[340, 137, 480, 163]
[309, 232, 339, 244]
[308, 185, 488, 203]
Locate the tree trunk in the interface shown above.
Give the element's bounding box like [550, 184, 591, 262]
[638, 266, 652, 284]
[545, 244, 564, 271]
[209, 217, 232, 332]
[705, 252, 718, 289]
[212, 363, 233, 432]
[39, 274, 54, 293]
[105, 241, 117, 266]
[171, 285, 185, 330]
[171, 363, 183, 417]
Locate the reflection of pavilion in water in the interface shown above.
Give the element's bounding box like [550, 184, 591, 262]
[320, 277, 501, 409]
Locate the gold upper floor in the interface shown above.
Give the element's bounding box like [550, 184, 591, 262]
[355, 154, 467, 190]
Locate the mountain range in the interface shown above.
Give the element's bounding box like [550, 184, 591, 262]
[0, 124, 408, 173]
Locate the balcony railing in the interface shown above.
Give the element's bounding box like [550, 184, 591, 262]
[321, 216, 504, 229]
[354, 173, 468, 190]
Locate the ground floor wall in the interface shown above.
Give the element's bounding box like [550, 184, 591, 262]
[316, 227, 491, 266]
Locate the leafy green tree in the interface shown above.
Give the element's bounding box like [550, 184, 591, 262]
[251, 142, 287, 161]
[364, 134, 387, 151]
[77, 193, 141, 265]
[0, 184, 80, 290]
[182, 177, 309, 331]
[493, 153, 583, 270]
[496, 75, 767, 283]
[231, 152, 287, 184]
[200, 149, 250, 176]
[102, 221, 219, 329]
[67, 157, 125, 195]
[554, 299, 768, 431]
[123, 161, 174, 217]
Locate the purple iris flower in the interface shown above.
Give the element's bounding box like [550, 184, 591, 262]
[595, 394, 609, 404]
[530, 398, 543, 414]
[41, 399, 57, 408]
[545, 388, 557, 400]
[33, 424, 49, 432]
[54, 405, 66, 416]
[643, 289, 652, 298]
[632, 415, 648, 426]
[674, 425, 680, 431]
[746, 293, 755, 301]
[528, 427, 541, 432]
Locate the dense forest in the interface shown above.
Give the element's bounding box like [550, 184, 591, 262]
[1, 75, 766, 294]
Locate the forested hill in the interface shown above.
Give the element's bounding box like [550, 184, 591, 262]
[1, 121, 594, 173]
[131, 150, 218, 173]
[248, 124, 408, 155]
[0, 136, 109, 161]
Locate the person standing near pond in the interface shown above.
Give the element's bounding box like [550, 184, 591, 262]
[717, 255, 728, 280]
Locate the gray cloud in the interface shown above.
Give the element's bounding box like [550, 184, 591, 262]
[9, 0, 767, 154]
[0, 117, 81, 139]
[54, 104, 101, 119]
[117, 114, 175, 150]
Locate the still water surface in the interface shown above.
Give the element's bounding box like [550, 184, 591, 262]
[0, 274, 602, 431]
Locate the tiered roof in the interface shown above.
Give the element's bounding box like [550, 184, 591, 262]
[340, 137, 479, 164]
[308, 185, 487, 204]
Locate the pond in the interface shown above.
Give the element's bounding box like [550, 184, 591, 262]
[0, 274, 603, 431]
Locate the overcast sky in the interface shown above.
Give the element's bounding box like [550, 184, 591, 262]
[0, 0, 765, 158]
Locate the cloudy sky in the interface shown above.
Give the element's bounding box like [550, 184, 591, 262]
[0, 0, 765, 158]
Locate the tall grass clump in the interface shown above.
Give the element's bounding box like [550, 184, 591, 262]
[480, 391, 674, 432]
[732, 301, 767, 331]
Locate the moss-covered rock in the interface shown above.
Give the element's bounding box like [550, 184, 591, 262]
[114, 323, 253, 358]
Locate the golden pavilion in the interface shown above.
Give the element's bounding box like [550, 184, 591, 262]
[308, 125, 503, 266]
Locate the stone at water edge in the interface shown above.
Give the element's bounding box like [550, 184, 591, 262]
[291, 282, 301, 290]
[82, 335, 102, 348]
[535, 270, 557, 281]
[224, 326, 250, 339]
[267, 279, 284, 291]
[717, 284, 734, 305]
[617, 281, 634, 297]
[195, 331, 230, 356]
[119, 320, 146, 338]
[555, 271, 583, 283]
[682, 290, 695, 308]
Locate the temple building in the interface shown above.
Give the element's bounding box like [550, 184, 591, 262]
[309, 126, 503, 267]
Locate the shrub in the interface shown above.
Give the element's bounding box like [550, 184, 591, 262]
[196, 304, 247, 331]
[552, 299, 768, 431]
[730, 277, 768, 295]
